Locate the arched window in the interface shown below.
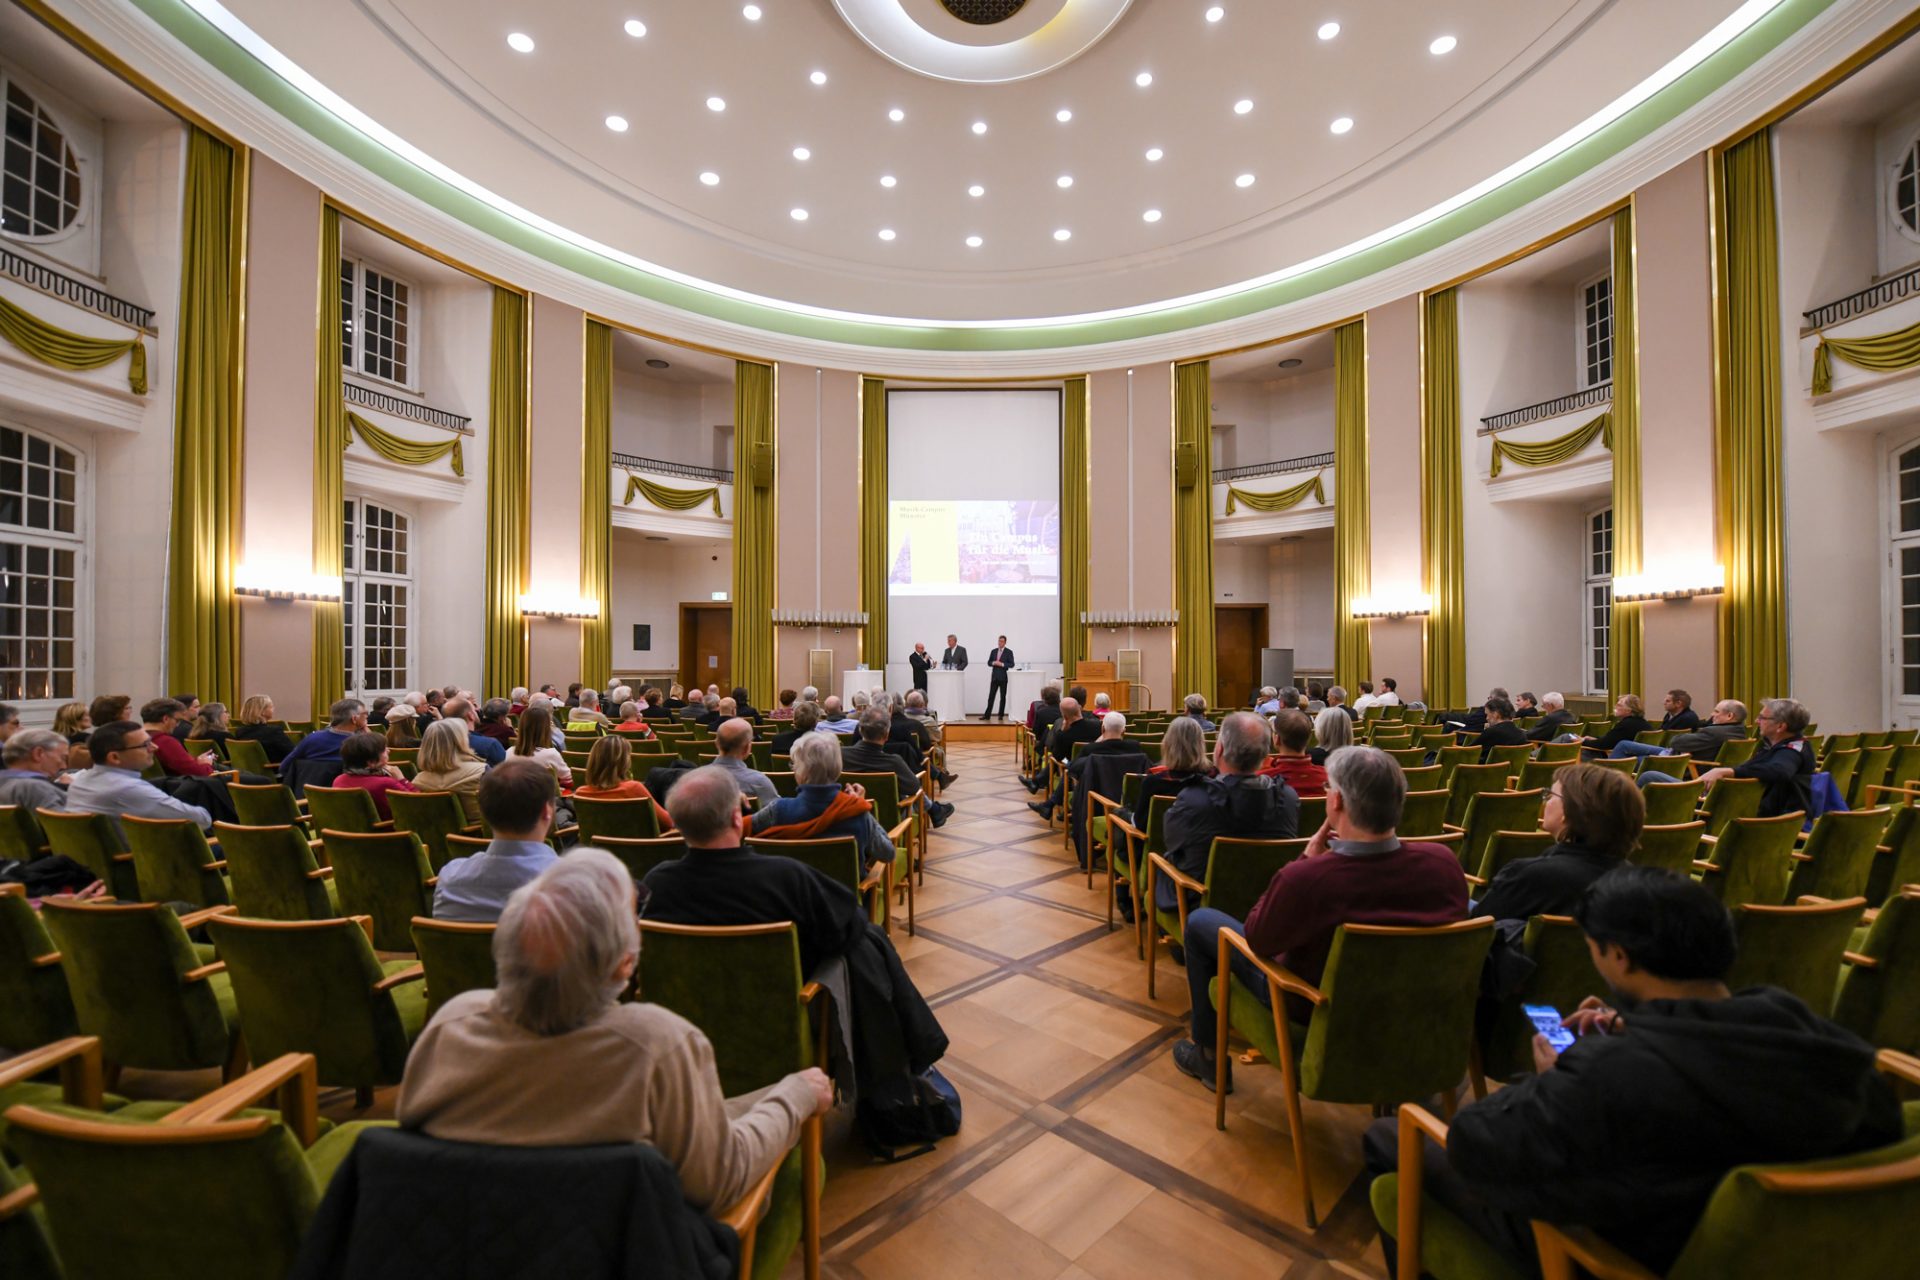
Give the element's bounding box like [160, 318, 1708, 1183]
[1894, 137, 1920, 243]
[0, 422, 84, 701]
[1, 77, 83, 241]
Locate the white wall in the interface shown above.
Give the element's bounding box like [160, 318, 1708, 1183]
[1269, 535, 1334, 670]
[1209, 371, 1335, 470]
[611, 369, 732, 472]
[610, 536, 732, 673]
[1468, 279, 1581, 420]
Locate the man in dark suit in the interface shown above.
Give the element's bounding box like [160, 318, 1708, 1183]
[1472, 696, 1530, 762]
[983, 635, 1014, 720]
[941, 635, 968, 670]
[909, 643, 932, 692]
[1025, 698, 1102, 815]
[846, 707, 952, 827]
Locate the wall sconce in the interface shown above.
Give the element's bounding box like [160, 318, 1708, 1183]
[234, 566, 343, 602]
[518, 593, 600, 619]
[1351, 592, 1433, 620]
[1079, 610, 1180, 629]
[1612, 564, 1725, 603]
[771, 609, 871, 630]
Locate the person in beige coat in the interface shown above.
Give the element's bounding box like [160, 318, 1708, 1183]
[410, 717, 489, 823]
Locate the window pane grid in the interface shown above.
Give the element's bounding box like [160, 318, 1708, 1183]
[1, 80, 82, 240]
[356, 266, 411, 386]
[341, 498, 411, 696]
[1583, 277, 1614, 388]
[1586, 508, 1613, 696]
[0, 538, 76, 702]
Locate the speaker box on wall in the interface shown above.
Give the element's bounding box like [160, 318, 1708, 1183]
[1116, 648, 1142, 686]
[808, 649, 834, 691]
[632, 624, 651, 652]
[1174, 441, 1197, 488]
[749, 441, 775, 488]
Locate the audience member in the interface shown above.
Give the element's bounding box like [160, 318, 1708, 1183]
[640, 687, 676, 721]
[1660, 689, 1702, 732]
[232, 695, 296, 762]
[187, 702, 233, 753]
[433, 760, 560, 922]
[816, 696, 857, 734]
[444, 697, 507, 766]
[1182, 692, 1217, 732]
[51, 701, 90, 744]
[1253, 686, 1281, 714]
[752, 734, 895, 872]
[142, 698, 217, 778]
[167, 693, 200, 740]
[384, 703, 421, 748]
[568, 688, 612, 731]
[1524, 691, 1577, 742]
[509, 703, 572, 787]
[67, 721, 212, 831]
[87, 695, 132, 735]
[574, 735, 673, 830]
[1066, 712, 1149, 868]
[1449, 687, 1508, 737]
[770, 703, 819, 756]
[1514, 691, 1541, 717]
[1306, 682, 1327, 713]
[1472, 696, 1529, 761]
[1326, 685, 1356, 722]
[845, 707, 950, 827]
[1669, 697, 1813, 816]
[475, 698, 516, 744]
[1259, 709, 1327, 797]
[1160, 713, 1300, 925]
[1375, 677, 1402, 707]
[1023, 696, 1100, 811]
[281, 699, 369, 768]
[1138, 717, 1215, 811]
[0, 728, 71, 811]
[413, 717, 490, 822]
[771, 688, 799, 721]
[612, 701, 650, 733]
[334, 731, 418, 821]
[1611, 699, 1748, 763]
[1472, 763, 1640, 923]
[1351, 681, 1379, 713]
[1312, 704, 1353, 762]
[1575, 694, 1652, 754]
[712, 717, 778, 809]
[729, 685, 762, 724]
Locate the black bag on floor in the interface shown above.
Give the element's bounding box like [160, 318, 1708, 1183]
[856, 1065, 962, 1162]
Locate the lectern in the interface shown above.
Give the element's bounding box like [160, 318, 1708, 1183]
[1073, 660, 1129, 712]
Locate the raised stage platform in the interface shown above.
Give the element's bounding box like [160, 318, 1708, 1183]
[940, 721, 1019, 743]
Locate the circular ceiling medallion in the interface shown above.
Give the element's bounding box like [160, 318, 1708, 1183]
[940, 0, 1026, 24]
[832, 0, 1133, 82]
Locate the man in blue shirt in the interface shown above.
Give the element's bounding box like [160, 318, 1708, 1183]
[279, 698, 368, 767]
[433, 759, 559, 922]
[444, 695, 507, 766]
[67, 720, 213, 830]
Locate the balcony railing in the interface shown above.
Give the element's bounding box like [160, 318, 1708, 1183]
[1803, 263, 1920, 332]
[343, 380, 472, 435]
[1, 245, 155, 331]
[1479, 383, 1611, 434]
[1213, 451, 1334, 484]
[613, 452, 733, 485]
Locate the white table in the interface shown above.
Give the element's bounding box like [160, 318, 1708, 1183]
[840, 669, 886, 702]
[924, 669, 967, 724]
[1005, 669, 1050, 720]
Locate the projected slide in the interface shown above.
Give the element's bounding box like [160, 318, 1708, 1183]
[889, 500, 1059, 596]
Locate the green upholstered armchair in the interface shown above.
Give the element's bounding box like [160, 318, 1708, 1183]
[1822, 749, 1864, 811]
[36, 809, 139, 901]
[638, 920, 828, 1280]
[1696, 776, 1763, 836]
[1371, 1104, 1532, 1280]
[0, 1038, 103, 1280]
[214, 822, 339, 922]
[227, 782, 311, 838]
[1517, 759, 1572, 792]
[1863, 806, 1920, 907]
[0, 884, 76, 1051]
[1833, 888, 1920, 1055]
[1144, 835, 1308, 1000]
[1477, 915, 1608, 1087]
[1641, 780, 1704, 827]
[1467, 830, 1554, 891]
[1399, 788, 1450, 839]
[1104, 792, 1176, 959]
[222, 735, 274, 776]
[321, 830, 436, 952]
[1693, 812, 1803, 909]
[204, 915, 428, 1106]
[1726, 897, 1867, 1011]
[745, 835, 885, 928]
[763, 771, 800, 798]
[1384, 746, 1429, 770]
[4, 1052, 385, 1280]
[409, 916, 496, 1020]
[121, 815, 231, 910]
[1432, 745, 1481, 788]
[573, 794, 662, 844]
[840, 771, 918, 935]
[303, 784, 390, 836]
[1085, 772, 1144, 924]
[1631, 821, 1707, 875]
[1443, 763, 1517, 828]
[0, 805, 49, 864]
[585, 835, 688, 887]
[1446, 789, 1544, 876]
[1213, 917, 1494, 1227]
[387, 789, 482, 872]
[1861, 744, 1920, 805]
[1788, 809, 1891, 903]
[37, 899, 244, 1084]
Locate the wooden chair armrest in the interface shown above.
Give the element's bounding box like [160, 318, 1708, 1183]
[858, 862, 887, 894]
[798, 982, 831, 1074]
[1789, 851, 1814, 862]
[1087, 791, 1122, 816]
[552, 824, 580, 839]
[305, 866, 334, 881]
[1531, 1222, 1659, 1280]
[162, 1052, 320, 1147]
[373, 964, 426, 993]
[1864, 784, 1920, 802]
[1464, 873, 1487, 888]
[460, 823, 485, 835]
[204, 858, 228, 872]
[28, 948, 60, 968]
[1695, 831, 1718, 845]
[1442, 823, 1465, 834]
[1877, 1048, 1920, 1090]
[1692, 860, 1719, 874]
[110, 851, 134, 863]
[177, 904, 237, 931]
[1394, 1103, 1451, 1280]
[1843, 950, 1879, 970]
[0, 1035, 103, 1106]
[713, 1151, 782, 1237]
[181, 960, 226, 983]
[1146, 851, 1203, 897]
[1108, 815, 1145, 843]
[372, 819, 394, 831]
[885, 817, 914, 845]
[1219, 927, 1327, 1006]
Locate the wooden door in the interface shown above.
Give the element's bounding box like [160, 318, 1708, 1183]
[680, 605, 732, 693]
[1214, 605, 1266, 709]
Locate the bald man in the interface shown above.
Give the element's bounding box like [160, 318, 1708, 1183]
[711, 717, 777, 809]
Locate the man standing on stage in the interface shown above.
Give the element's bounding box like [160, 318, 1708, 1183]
[984, 635, 1014, 720]
[942, 635, 968, 670]
[910, 642, 932, 693]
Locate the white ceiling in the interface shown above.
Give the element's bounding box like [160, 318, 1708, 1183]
[175, 0, 1742, 321]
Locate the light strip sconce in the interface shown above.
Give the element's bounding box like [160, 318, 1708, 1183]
[1611, 564, 1725, 603]
[1080, 610, 1179, 628]
[771, 609, 871, 628]
[1350, 592, 1433, 620]
[518, 593, 600, 619]
[234, 566, 343, 602]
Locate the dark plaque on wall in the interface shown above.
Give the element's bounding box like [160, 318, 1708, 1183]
[633, 624, 651, 652]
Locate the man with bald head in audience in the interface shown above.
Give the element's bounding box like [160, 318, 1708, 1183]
[443, 695, 507, 766]
[711, 716, 778, 809]
[816, 696, 857, 734]
[1023, 696, 1101, 810]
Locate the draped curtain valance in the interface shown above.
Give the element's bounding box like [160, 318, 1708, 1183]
[1223, 472, 1325, 515]
[1486, 410, 1612, 477]
[0, 293, 146, 393]
[1811, 317, 1920, 395]
[623, 473, 722, 516]
[344, 409, 464, 475]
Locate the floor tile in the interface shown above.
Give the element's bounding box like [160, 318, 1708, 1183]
[926, 895, 1102, 960]
[969, 1132, 1155, 1259]
[851, 1189, 1074, 1280]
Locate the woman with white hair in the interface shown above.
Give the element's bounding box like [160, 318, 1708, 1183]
[396, 848, 831, 1211]
[1312, 704, 1354, 764]
[750, 733, 896, 872]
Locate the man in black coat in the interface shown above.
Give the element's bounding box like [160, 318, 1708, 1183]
[1685, 697, 1814, 817]
[768, 702, 819, 757]
[1160, 713, 1298, 914]
[1665, 699, 1749, 761]
[1659, 689, 1702, 732]
[982, 635, 1014, 720]
[1024, 698, 1101, 810]
[1523, 693, 1578, 742]
[1471, 696, 1530, 762]
[1066, 712, 1150, 868]
[1367, 866, 1900, 1276]
[909, 643, 932, 693]
[845, 707, 951, 827]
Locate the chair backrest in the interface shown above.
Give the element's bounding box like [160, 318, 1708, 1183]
[1516, 758, 1572, 792]
[229, 782, 308, 833]
[206, 915, 415, 1088]
[1202, 837, 1309, 920]
[388, 789, 477, 872]
[1727, 898, 1868, 1011]
[223, 736, 272, 775]
[1485, 743, 1534, 769]
[1481, 914, 1607, 1081]
[1535, 741, 1582, 762]
[1296, 794, 1327, 832]
[1434, 745, 1480, 786]
[1399, 789, 1450, 839]
[1384, 747, 1426, 769]
[303, 784, 383, 835]
[1586, 757, 1637, 776]
[214, 822, 335, 921]
[1701, 812, 1805, 909]
[744, 835, 863, 895]
[1642, 778, 1705, 826]
[1716, 737, 1760, 767]
[1632, 821, 1708, 875]
[36, 809, 138, 900]
[0, 804, 48, 862]
[410, 916, 498, 1019]
[637, 920, 813, 1095]
[1453, 789, 1543, 873]
[1474, 829, 1555, 883]
[1823, 748, 1864, 802]
[1399, 764, 1442, 791]
[1882, 743, 1920, 794]
[1634, 729, 1669, 746]
[322, 830, 435, 951]
[1851, 744, 1897, 807]
[839, 772, 903, 828]
[1637, 752, 1691, 778]
[1144, 793, 1176, 854]
[122, 815, 230, 908]
[584, 835, 688, 886]
[36, 899, 231, 1070]
[1866, 805, 1920, 907]
[1700, 776, 1764, 836]
[573, 795, 663, 844]
[0, 883, 77, 1049]
[764, 770, 800, 798]
[1832, 889, 1920, 1054]
[1788, 808, 1892, 903]
[1300, 918, 1495, 1102]
[1444, 762, 1516, 827]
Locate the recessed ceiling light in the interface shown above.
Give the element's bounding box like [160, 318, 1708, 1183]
[506, 31, 535, 53]
[1053, 228, 1072, 242]
[1317, 21, 1340, 40]
[1429, 35, 1457, 55]
[1142, 208, 1162, 222]
[968, 184, 985, 197]
[1330, 116, 1353, 134]
[646, 358, 670, 369]
[1145, 146, 1164, 161]
[699, 171, 720, 185]
[965, 235, 983, 248]
[789, 208, 808, 221]
[1206, 6, 1225, 22]
[605, 115, 629, 132]
[1056, 108, 1073, 123]
[1056, 175, 1073, 189]
[878, 228, 896, 241]
[809, 69, 828, 85]
[792, 146, 811, 160]
[1235, 172, 1256, 187]
[706, 96, 726, 112]
[623, 19, 647, 38]
[971, 120, 988, 135]
[1234, 98, 1253, 115]
[1278, 358, 1304, 368]
[1135, 71, 1154, 87]
[742, 4, 762, 19]
[879, 174, 897, 188]
[888, 107, 905, 122]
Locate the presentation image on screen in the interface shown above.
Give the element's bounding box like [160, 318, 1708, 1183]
[888, 499, 1059, 595]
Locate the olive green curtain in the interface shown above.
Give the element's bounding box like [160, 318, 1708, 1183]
[1486, 412, 1612, 476]
[624, 473, 722, 515]
[1223, 473, 1324, 514]
[1420, 289, 1466, 708]
[483, 288, 529, 697]
[311, 204, 345, 719]
[343, 410, 464, 474]
[1333, 321, 1372, 693]
[1812, 317, 1920, 394]
[1717, 129, 1789, 708]
[581, 320, 613, 690]
[859, 377, 887, 667]
[1060, 376, 1090, 675]
[1608, 207, 1645, 699]
[0, 294, 145, 393]
[1172, 362, 1215, 704]
[165, 129, 242, 707]
[733, 360, 776, 705]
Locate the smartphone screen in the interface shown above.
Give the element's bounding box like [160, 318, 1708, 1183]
[1524, 1003, 1577, 1055]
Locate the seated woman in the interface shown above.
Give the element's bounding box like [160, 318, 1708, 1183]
[384, 703, 421, 749]
[397, 849, 830, 1212]
[512, 703, 574, 788]
[751, 733, 894, 872]
[612, 701, 652, 735]
[229, 695, 296, 763]
[574, 735, 673, 830]
[187, 701, 234, 754]
[412, 717, 489, 823]
[1310, 704, 1354, 765]
[769, 689, 798, 721]
[1472, 763, 1641, 923]
[333, 730, 418, 821]
[1576, 694, 1652, 755]
[52, 701, 90, 746]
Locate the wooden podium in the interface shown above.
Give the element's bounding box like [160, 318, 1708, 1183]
[1073, 661, 1129, 712]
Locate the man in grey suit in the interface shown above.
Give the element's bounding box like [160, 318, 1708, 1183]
[941, 634, 968, 670]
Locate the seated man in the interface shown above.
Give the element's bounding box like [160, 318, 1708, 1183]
[1253, 686, 1281, 714]
[566, 689, 612, 732]
[844, 707, 951, 828]
[1065, 712, 1151, 868]
[769, 702, 819, 757]
[711, 717, 779, 810]
[1026, 683, 1062, 736]
[398, 848, 830, 1213]
[814, 696, 857, 735]
[1660, 688, 1702, 732]
[1472, 696, 1529, 761]
[1649, 697, 1813, 816]
[0, 728, 71, 811]
[1447, 687, 1509, 737]
[281, 698, 370, 768]
[640, 687, 677, 721]
[443, 696, 508, 767]
[433, 760, 561, 922]
[475, 698, 516, 744]
[1574, 694, 1652, 754]
[1613, 699, 1748, 764]
[66, 720, 213, 831]
[1513, 691, 1541, 718]
[1023, 697, 1100, 810]
[752, 733, 895, 872]
[1160, 712, 1299, 919]
[1182, 692, 1217, 732]
[1257, 709, 1326, 797]
[1171, 745, 1465, 1092]
[1523, 691, 1577, 742]
[1366, 866, 1901, 1276]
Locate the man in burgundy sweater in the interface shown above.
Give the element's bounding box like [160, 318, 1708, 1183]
[1171, 745, 1469, 1093]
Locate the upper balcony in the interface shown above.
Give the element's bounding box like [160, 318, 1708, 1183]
[1212, 451, 1334, 539]
[340, 380, 472, 501]
[0, 246, 155, 432]
[1477, 383, 1613, 503]
[1800, 265, 1920, 433]
[611, 451, 734, 537]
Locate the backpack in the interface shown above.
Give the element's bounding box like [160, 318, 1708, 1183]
[855, 1066, 962, 1162]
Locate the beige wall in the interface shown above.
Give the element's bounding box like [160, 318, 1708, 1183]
[525, 295, 584, 689]
[1364, 299, 1427, 701]
[236, 157, 321, 718]
[1086, 365, 1176, 708]
[773, 364, 863, 693]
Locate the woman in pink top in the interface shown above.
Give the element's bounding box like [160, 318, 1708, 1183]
[335, 730, 418, 821]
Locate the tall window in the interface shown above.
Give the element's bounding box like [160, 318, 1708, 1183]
[1890, 444, 1920, 711]
[1579, 274, 1613, 389]
[0, 424, 82, 701]
[342, 497, 412, 697]
[339, 257, 415, 389]
[1586, 506, 1613, 697]
[0, 76, 83, 241]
